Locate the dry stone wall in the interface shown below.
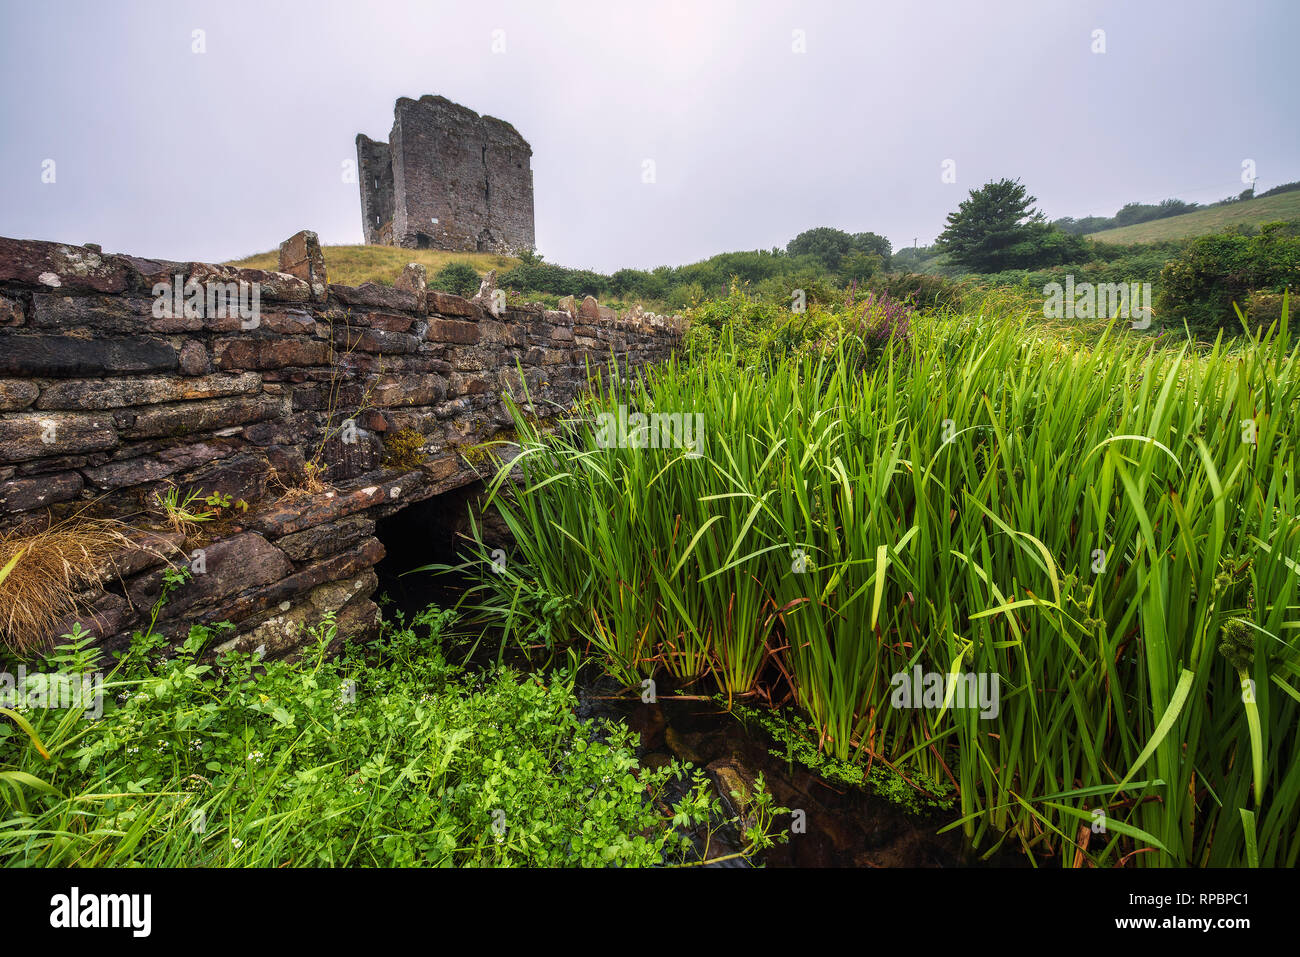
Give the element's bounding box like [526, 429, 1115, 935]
[0, 230, 683, 658]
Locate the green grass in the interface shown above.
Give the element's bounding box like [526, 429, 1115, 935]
[459, 292, 1300, 868]
[1087, 192, 1300, 244]
[0, 592, 788, 866]
[228, 245, 518, 288]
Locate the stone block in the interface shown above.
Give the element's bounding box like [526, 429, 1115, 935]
[36, 372, 261, 411]
[0, 411, 117, 462]
[0, 334, 177, 377]
[0, 379, 39, 411]
[0, 238, 129, 293]
[277, 230, 328, 301]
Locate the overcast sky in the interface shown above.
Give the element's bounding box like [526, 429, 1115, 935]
[1, 0, 1296, 272]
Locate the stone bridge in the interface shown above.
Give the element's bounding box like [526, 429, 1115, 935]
[0, 231, 683, 657]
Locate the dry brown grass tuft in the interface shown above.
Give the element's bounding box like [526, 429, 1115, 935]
[0, 515, 138, 654]
[268, 459, 331, 503]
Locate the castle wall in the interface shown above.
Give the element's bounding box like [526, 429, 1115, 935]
[0, 231, 681, 659]
[355, 135, 394, 246]
[358, 96, 535, 255]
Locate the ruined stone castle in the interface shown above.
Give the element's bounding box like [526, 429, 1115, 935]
[356, 95, 535, 255]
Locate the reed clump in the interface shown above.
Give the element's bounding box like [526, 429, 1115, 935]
[462, 295, 1299, 867]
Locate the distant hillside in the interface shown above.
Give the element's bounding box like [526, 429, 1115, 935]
[228, 245, 518, 287]
[1086, 191, 1300, 244]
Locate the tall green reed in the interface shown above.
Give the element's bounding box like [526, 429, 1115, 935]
[464, 299, 1298, 867]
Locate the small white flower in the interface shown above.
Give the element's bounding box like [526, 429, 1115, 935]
[231, 837, 243, 849]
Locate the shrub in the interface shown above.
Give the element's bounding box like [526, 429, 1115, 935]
[844, 288, 914, 351]
[683, 282, 784, 361]
[1258, 180, 1300, 199]
[666, 281, 705, 311]
[867, 272, 968, 310]
[1247, 290, 1288, 327]
[1156, 224, 1300, 333]
[786, 227, 891, 272]
[499, 256, 607, 298]
[430, 261, 482, 298]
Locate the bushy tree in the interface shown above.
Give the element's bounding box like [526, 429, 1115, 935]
[1005, 226, 1089, 269]
[841, 249, 883, 283]
[938, 179, 1071, 273]
[608, 268, 649, 297]
[787, 227, 891, 273]
[851, 231, 892, 265]
[1052, 215, 1112, 236]
[787, 227, 854, 269]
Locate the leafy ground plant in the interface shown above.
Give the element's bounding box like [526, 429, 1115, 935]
[0, 604, 785, 867]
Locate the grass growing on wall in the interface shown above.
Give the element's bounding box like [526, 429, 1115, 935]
[0, 517, 138, 654]
[460, 296, 1300, 867]
[228, 245, 518, 288]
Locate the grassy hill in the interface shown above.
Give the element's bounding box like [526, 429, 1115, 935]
[1086, 191, 1300, 244]
[228, 245, 519, 287]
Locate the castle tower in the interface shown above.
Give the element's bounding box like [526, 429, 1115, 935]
[356, 95, 535, 255]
